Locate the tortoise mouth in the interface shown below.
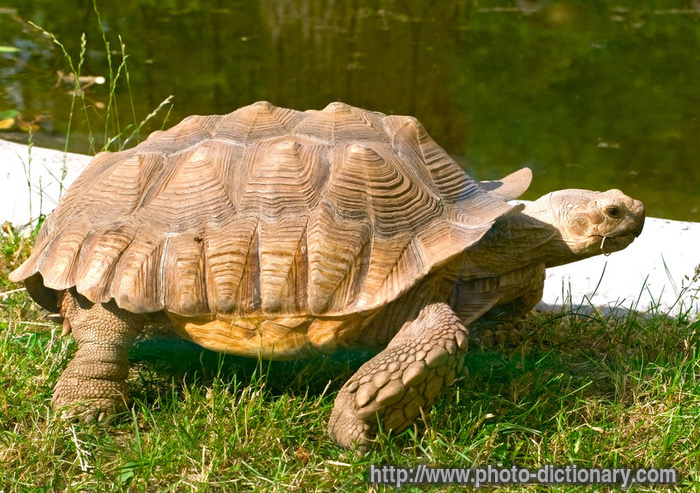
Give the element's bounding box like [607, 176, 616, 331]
[594, 212, 645, 255]
[596, 232, 638, 255]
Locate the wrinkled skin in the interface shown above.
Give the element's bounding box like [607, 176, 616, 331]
[521, 188, 645, 264]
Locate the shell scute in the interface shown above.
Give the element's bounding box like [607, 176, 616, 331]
[293, 102, 387, 144]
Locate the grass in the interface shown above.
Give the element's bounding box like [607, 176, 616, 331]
[28, 0, 173, 159]
[1, 226, 699, 491]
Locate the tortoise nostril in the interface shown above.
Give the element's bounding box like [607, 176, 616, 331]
[605, 206, 622, 218]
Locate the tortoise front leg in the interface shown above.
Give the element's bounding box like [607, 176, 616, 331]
[52, 289, 144, 421]
[467, 264, 545, 347]
[328, 303, 468, 452]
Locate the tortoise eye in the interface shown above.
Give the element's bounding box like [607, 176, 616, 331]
[605, 206, 622, 218]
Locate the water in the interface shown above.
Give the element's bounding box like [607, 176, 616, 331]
[1, 0, 698, 220]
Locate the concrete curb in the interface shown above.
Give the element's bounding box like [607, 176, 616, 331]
[1, 139, 92, 229]
[537, 216, 699, 318]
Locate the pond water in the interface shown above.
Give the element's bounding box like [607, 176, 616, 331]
[1, 0, 698, 220]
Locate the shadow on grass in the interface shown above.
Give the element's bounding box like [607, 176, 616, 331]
[127, 335, 375, 411]
[124, 305, 699, 438]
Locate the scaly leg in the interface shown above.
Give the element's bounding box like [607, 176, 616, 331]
[52, 289, 144, 421]
[460, 264, 545, 347]
[328, 303, 468, 452]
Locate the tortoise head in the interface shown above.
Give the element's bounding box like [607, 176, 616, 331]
[522, 188, 645, 267]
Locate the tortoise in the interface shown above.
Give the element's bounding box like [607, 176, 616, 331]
[9, 101, 645, 451]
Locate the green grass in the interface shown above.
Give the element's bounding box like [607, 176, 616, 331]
[1, 227, 699, 491]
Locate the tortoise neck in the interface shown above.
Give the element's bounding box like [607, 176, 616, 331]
[448, 213, 576, 280]
[490, 213, 575, 269]
[517, 201, 586, 268]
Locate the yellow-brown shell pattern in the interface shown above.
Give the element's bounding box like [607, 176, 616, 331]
[11, 102, 518, 317]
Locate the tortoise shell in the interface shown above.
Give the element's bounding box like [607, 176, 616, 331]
[11, 102, 520, 319]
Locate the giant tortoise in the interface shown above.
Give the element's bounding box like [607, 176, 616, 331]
[10, 101, 645, 451]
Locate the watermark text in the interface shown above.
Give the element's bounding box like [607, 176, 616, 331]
[369, 464, 678, 488]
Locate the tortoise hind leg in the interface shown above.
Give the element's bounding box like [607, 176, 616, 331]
[328, 303, 469, 452]
[52, 289, 144, 422]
